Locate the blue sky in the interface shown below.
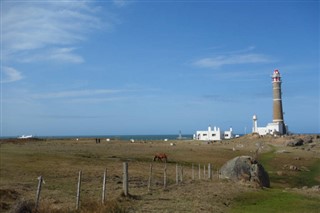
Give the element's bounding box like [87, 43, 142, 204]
[1, 0, 319, 136]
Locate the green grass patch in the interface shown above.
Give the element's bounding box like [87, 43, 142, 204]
[294, 158, 320, 187]
[257, 145, 276, 171]
[230, 189, 320, 213]
[258, 146, 320, 188]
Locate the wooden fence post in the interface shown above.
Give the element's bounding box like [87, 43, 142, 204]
[123, 162, 129, 196]
[203, 165, 206, 179]
[102, 169, 107, 204]
[192, 164, 195, 180]
[198, 164, 201, 180]
[76, 170, 82, 210]
[176, 164, 179, 185]
[163, 163, 167, 189]
[35, 176, 43, 210]
[208, 163, 212, 180]
[148, 164, 152, 192]
[180, 165, 183, 182]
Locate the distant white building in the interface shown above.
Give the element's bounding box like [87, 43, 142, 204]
[223, 128, 234, 139]
[194, 126, 234, 141]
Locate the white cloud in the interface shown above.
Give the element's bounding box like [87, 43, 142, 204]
[2, 1, 104, 63]
[20, 48, 84, 63]
[193, 53, 273, 69]
[1, 67, 23, 83]
[48, 48, 84, 63]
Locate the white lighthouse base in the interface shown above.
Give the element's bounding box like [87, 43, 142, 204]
[253, 122, 287, 136]
[252, 115, 287, 136]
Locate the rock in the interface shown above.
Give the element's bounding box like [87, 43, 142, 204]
[220, 156, 270, 188]
[289, 165, 298, 171]
[286, 138, 304, 147]
[302, 136, 313, 144]
[300, 166, 310, 172]
[311, 185, 320, 192]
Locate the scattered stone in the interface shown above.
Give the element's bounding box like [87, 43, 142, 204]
[311, 185, 320, 192]
[286, 138, 304, 147]
[302, 136, 313, 144]
[309, 144, 316, 148]
[294, 157, 301, 160]
[300, 166, 310, 172]
[289, 165, 299, 171]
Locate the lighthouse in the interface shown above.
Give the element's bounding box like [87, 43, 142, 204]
[272, 69, 286, 134]
[252, 69, 288, 136]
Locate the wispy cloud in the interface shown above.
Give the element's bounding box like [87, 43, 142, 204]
[1, 67, 23, 83]
[193, 53, 273, 69]
[20, 48, 84, 63]
[2, 1, 105, 64]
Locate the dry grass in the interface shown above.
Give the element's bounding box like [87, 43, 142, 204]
[1, 135, 319, 212]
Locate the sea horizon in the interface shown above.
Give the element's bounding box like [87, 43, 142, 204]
[1, 134, 194, 140]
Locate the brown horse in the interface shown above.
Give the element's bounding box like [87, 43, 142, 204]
[153, 153, 168, 163]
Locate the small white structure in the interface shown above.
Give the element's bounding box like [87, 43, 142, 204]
[224, 127, 234, 139]
[252, 115, 287, 136]
[194, 126, 234, 141]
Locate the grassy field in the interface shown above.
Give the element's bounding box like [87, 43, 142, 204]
[0, 135, 319, 212]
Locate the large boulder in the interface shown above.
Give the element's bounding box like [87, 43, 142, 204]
[220, 156, 270, 188]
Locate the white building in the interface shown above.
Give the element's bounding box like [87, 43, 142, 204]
[224, 127, 234, 139]
[194, 126, 234, 141]
[252, 114, 287, 136]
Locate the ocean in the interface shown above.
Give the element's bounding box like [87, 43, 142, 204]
[1, 134, 194, 141]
